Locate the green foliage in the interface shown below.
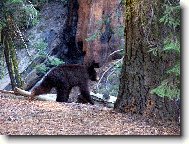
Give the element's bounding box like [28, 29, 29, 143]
[24, 4, 39, 26]
[163, 39, 180, 53]
[152, 38, 181, 99]
[47, 56, 64, 67]
[35, 64, 49, 75]
[151, 80, 180, 99]
[33, 39, 47, 54]
[35, 56, 64, 75]
[159, 5, 180, 29]
[3, 0, 39, 28]
[148, 38, 180, 56]
[33, 39, 64, 75]
[167, 63, 180, 77]
[120, 0, 126, 5]
[148, 47, 160, 57]
[151, 3, 180, 99]
[7, 0, 23, 4]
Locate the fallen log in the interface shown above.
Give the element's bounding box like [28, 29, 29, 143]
[0, 87, 117, 108]
[14, 87, 32, 97]
[0, 87, 32, 96]
[0, 89, 15, 95]
[0, 87, 56, 101]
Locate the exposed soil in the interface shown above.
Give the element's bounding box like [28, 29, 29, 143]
[0, 94, 180, 135]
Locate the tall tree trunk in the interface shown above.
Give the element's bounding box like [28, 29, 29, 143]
[1, 15, 24, 90]
[2, 27, 17, 89]
[114, 0, 180, 122]
[9, 35, 23, 88]
[0, 44, 5, 79]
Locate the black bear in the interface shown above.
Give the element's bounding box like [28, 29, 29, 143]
[29, 61, 99, 105]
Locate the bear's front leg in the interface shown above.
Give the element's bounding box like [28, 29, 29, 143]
[79, 85, 94, 105]
[56, 87, 71, 102]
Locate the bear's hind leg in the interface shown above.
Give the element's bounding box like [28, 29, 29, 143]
[30, 78, 53, 101]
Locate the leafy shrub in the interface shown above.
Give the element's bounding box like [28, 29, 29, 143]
[151, 80, 180, 99]
[5, 0, 39, 28]
[47, 56, 64, 67]
[35, 64, 49, 75]
[159, 4, 180, 29]
[33, 39, 47, 55]
[35, 56, 64, 75]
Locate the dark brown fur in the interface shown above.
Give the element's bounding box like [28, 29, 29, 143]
[31, 63, 98, 105]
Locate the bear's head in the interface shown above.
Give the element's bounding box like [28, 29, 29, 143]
[87, 61, 99, 81]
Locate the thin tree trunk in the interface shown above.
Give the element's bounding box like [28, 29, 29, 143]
[2, 28, 16, 89]
[0, 44, 5, 79]
[1, 20, 24, 90]
[9, 36, 23, 88]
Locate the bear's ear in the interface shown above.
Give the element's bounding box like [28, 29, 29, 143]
[77, 41, 83, 50]
[77, 41, 86, 56]
[82, 51, 86, 56]
[92, 60, 100, 68]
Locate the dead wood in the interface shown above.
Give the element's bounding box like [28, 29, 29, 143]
[0, 89, 15, 95]
[0, 87, 56, 101]
[14, 87, 32, 97]
[0, 87, 116, 108]
[0, 87, 32, 97]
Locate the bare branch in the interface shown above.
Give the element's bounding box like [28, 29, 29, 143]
[96, 57, 123, 91]
[107, 49, 123, 59]
[14, 87, 32, 97]
[0, 89, 15, 95]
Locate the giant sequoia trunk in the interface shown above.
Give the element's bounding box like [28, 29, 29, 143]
[114, 0, 180, 122]
[50, 0, 83, 64]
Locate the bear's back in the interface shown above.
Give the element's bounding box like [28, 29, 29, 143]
[46, 64, 89, 87]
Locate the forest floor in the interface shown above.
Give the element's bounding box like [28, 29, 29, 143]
[0, 60, 180, 135]
[0, 93, 180, 135]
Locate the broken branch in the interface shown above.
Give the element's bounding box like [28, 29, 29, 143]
[0, 89, 15, 95]
[14, 87, 32, 97]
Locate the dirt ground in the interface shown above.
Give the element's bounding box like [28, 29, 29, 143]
[0, 94, 180, 135]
